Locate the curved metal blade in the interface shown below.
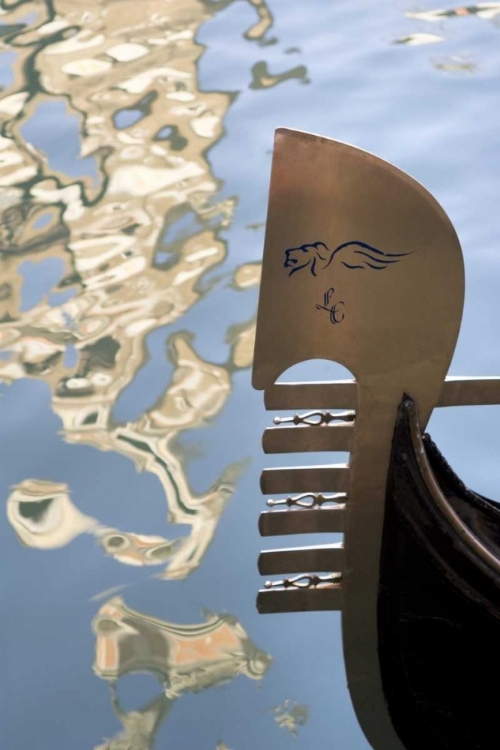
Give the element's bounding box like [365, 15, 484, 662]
[253, 127, 464, 414]
[252, 128, 465, 750]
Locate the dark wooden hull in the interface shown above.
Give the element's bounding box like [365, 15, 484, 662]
[378, 396, 500, 750]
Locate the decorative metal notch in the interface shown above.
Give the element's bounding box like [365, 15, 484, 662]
[264, 573, 342, 590]
[273, 410, 355, 427]
[266, 492, 346, 509]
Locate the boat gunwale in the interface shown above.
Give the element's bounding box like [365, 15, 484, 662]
[407, 395, 500, 576]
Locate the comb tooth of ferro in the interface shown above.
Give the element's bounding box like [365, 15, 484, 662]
[260, 464, 349, 495]
[264, 381, 358, 410]
[257, 580, 342, 614]
[258, 543, 343, 575]
[263, 422, 353, 454]
[438, 376, 500, 407]
[259, 505, 345, 536]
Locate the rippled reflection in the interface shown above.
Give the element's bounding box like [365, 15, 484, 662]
[0, 0, 269, 579]
[250, 60, 309, 90]
[406, 3, 500, 23]
[8, 477, 98, 547]
[6, 327, 255, 576]
[93, 596, 271, 748]
[397, 2, 499, 61]
[393, 32, 445, 46]
[432, 53, 477, 72]
[270, 700, 309, 737]
[0, 0, 275, 743]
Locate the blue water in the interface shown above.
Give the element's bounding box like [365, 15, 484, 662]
[21, 98, 101, 187]
[1, 1, 500, 748]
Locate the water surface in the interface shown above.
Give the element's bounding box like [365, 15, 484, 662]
[1, 1, 500, 748]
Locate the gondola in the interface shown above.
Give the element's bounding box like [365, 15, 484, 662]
[380, 394, 500, 750]
[251, 128, 500, 749]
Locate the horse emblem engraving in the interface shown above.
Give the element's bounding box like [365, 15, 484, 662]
[283, 241, 412, 278]
[284, 241, 414, 325]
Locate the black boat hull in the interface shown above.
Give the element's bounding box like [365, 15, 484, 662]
[379, 396, 500, 750]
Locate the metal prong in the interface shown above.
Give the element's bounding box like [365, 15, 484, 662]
[257, 582, 342, 613]
[264, 382, 358, 410]
[259, 506, 345, 536]
[439, 376, 500, 407]
[260, 464, 349, 494]
[258, 544, 343, 575]
[263, 423, 353, 453]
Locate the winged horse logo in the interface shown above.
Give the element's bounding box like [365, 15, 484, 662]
[283, 241, 412, 278]
[283, 240, 414, 325]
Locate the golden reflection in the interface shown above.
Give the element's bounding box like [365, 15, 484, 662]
[393, 32, 444, 46]
[0, 0, 288, 743]
[406, 4, 500, 22]
[432, 54, 477, 72]
[228, 262, 260, 369]
[233, 262, 261, 290]
[250, 60, 309, 90]
[242, 0, 274, 42]
[199, 0, 274, 43]
[270, 700, 309, 737]
[93, 596, 272, 690]
[7, 478, 98, 548]
[92, 596, 272, 748]
[0, 0, 277, 577]
[396, 2, 500, 60]
[6, 331, 248, 576]
[227, 318, 256, 370]
[94, 690, 172, 750]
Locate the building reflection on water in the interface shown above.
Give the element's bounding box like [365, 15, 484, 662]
[270, 700, 309, 737]
[0, 0, 269, 580]
[0, 0, 278, 745]
[93, 597, 272, 694]
[92, 597, 271, 749]
[7, 477, 98, 548]
[405, 3, 500, 23]
[6, 326, 252, 578]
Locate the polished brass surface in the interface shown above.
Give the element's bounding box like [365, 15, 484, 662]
[438, 376, 500, 406]
[263, 422, 353, 453]
[264, 381, 358, 410]
[265, 376, 500, 411]
[257, 584, 342, 614]
[258, 506, 345, 536]
[260, 464, 349, 494]
[258, 543, 343, 575]
[253, 128, 467, 749]
[253, 129, 464, 393]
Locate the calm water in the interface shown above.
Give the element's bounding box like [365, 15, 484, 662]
[1, 1, 500, 748]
